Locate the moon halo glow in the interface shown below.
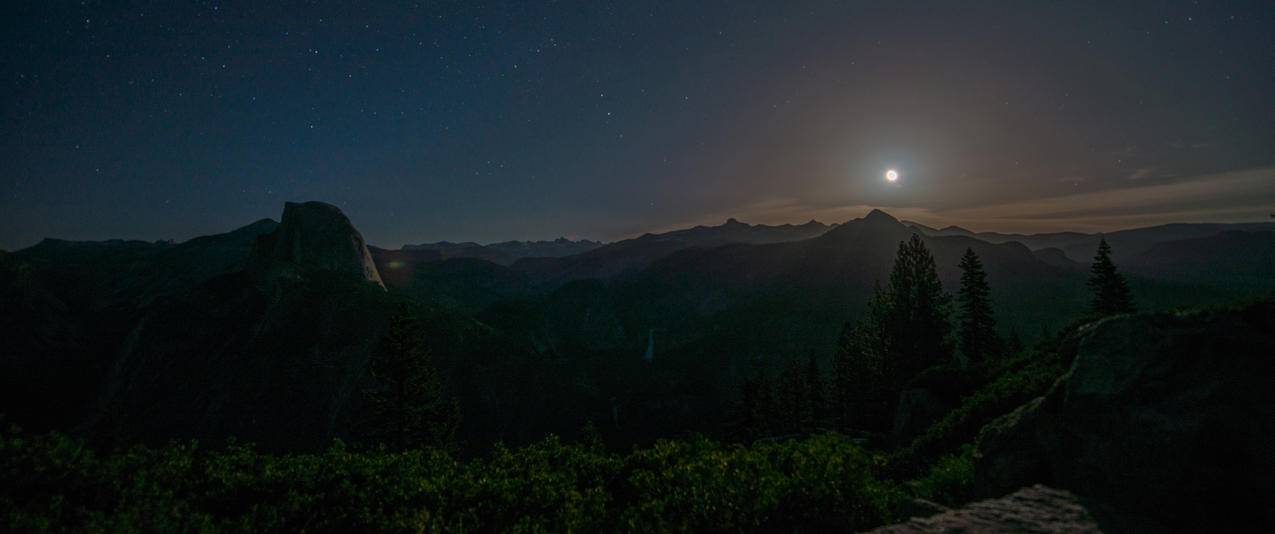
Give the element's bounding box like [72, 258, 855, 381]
[885, 169, 899, 182]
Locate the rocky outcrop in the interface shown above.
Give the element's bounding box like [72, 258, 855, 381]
[892, 365, 980, 444]
[973, 300, 1275, 529]
[870, 485, 1104, 533]
[254, 201, 384, 289]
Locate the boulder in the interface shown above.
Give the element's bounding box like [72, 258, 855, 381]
[974, 300, 1275, 529]
[870, 485, 1103, 533]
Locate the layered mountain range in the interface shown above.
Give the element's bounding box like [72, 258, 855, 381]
[905, 219, 1275, 264]
[1, 201, 1272, 449]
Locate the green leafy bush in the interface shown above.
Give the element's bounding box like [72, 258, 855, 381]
[618, 435, 903, 532]
[0, 427, 905, 533]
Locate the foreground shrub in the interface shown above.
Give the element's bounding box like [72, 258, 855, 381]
[619, 434, 903, 532]
[907, 444, 975, 507]
[0, 427, 904, 533]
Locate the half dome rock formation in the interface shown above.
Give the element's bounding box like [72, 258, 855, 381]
[253, 201, 384, 289]
[79, 202, 399, 449]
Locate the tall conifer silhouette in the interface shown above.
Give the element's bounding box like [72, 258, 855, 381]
[1088, 238, 1135, 315]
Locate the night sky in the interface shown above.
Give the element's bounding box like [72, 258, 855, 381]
[3, 1, 1274, 250]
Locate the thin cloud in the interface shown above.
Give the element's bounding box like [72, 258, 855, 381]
[1125, 167, 1155, 181]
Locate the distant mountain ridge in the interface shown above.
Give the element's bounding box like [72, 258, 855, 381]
[904, 219, 1275, 262]
[488, 238, 603, 259]
[508, 218, 835, 287]
[622, 208, 1082, 345]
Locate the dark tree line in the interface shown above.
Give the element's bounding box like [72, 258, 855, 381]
[735, 234, 1137, 438]
[361, 234, 1138, 447]
[733, 354, 829, 440]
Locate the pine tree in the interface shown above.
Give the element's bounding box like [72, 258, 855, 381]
[362, 305, 459, 450]
[733, 357, 775, 441]
[957, 248, 999, 366]
[1004, 326, 1025, 358]
[830, 317, 890, 432]
[882, 235, 953, 382]
[1088, 238, 1136, 315]
[804, 354, 825, 431]
[777, 356, 809, 435]
[735, 376, 764, 440]
[829, 237, 955, 433]
[830, 322, 858, 432]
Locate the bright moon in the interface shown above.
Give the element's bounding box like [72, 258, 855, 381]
[886, 169, 899, 182]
